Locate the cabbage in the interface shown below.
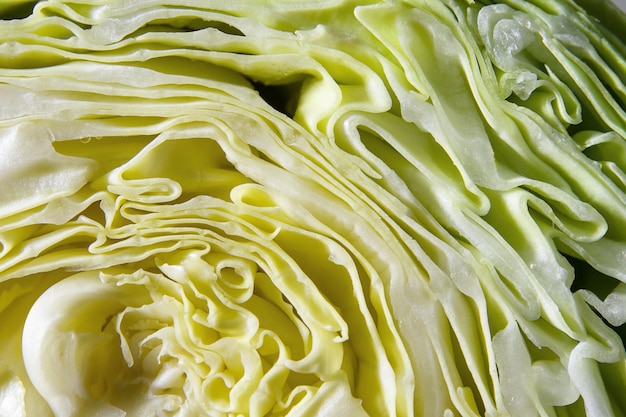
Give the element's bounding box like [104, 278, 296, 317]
[0, 0, 625, 416]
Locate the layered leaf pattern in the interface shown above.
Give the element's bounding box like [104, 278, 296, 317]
[0, 0, 625, 416]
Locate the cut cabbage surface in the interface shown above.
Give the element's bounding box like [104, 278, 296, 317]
[0, 0, 625, 416]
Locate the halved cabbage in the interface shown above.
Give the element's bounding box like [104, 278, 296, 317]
[0, 0, 625, 416]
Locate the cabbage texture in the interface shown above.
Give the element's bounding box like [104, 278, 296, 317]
[0, 0, 625, 416]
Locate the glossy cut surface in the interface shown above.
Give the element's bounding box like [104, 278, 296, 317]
[0, 1, 625, 416]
